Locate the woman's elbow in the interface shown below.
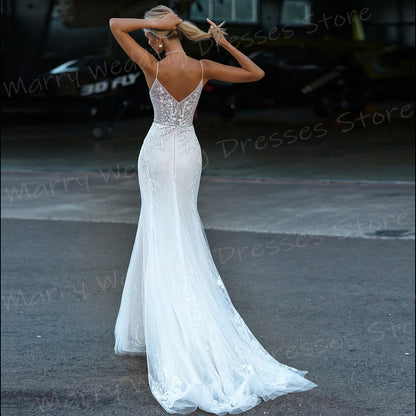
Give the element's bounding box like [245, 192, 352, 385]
[253, 70, 265, 81]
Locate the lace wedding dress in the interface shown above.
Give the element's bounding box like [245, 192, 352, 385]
[114, 59, 318, 415]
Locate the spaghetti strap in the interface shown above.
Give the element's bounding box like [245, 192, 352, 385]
[200, 60, 203, 81]
[156, 61, 159, 80]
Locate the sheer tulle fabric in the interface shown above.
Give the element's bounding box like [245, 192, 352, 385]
[114, 59, 317, 414]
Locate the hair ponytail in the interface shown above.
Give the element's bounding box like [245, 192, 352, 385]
[143, 5, 228, 45]
[178, 19, 227, 44]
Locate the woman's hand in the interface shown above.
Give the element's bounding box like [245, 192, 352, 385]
[206, 18, 227, 46]
[154, 13, 183, 30]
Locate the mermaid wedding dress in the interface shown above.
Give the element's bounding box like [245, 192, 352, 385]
[114, 59, 317, 415]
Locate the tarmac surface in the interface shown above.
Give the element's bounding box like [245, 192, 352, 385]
[1, 104, 415, 415]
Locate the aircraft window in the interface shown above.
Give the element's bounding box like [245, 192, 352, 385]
[280, 0, 311, 24]
[190, 0, 259, 23]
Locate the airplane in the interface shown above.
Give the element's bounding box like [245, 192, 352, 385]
[199, 10, 414, 119]
[2, 1, 413, 135]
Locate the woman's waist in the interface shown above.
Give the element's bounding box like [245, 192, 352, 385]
[151, 121, 195, 132]
[144, 122, 199, 146]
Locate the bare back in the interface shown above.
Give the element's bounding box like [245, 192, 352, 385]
[144, 57, 207, 103]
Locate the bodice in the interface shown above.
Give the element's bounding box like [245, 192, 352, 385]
[149, 60, 204, 127]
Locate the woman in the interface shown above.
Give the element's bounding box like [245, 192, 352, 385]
[110, 5, 317, 415]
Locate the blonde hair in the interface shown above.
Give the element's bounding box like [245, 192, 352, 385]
[143, 5, 227, 45]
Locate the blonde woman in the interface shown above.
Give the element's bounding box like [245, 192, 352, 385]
[110, 4, 317, 415]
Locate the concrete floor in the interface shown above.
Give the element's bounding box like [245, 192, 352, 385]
[1, 104, 415, 238]
[1, 103, 415, 416]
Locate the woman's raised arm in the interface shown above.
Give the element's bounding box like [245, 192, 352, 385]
[202, 18, 265, 83]
[109, 18, 157, 69]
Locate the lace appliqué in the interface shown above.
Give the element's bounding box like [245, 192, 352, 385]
[115, 57, 318, 414]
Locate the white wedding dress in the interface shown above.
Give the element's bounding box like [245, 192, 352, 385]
[114, 59, 318, 415]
